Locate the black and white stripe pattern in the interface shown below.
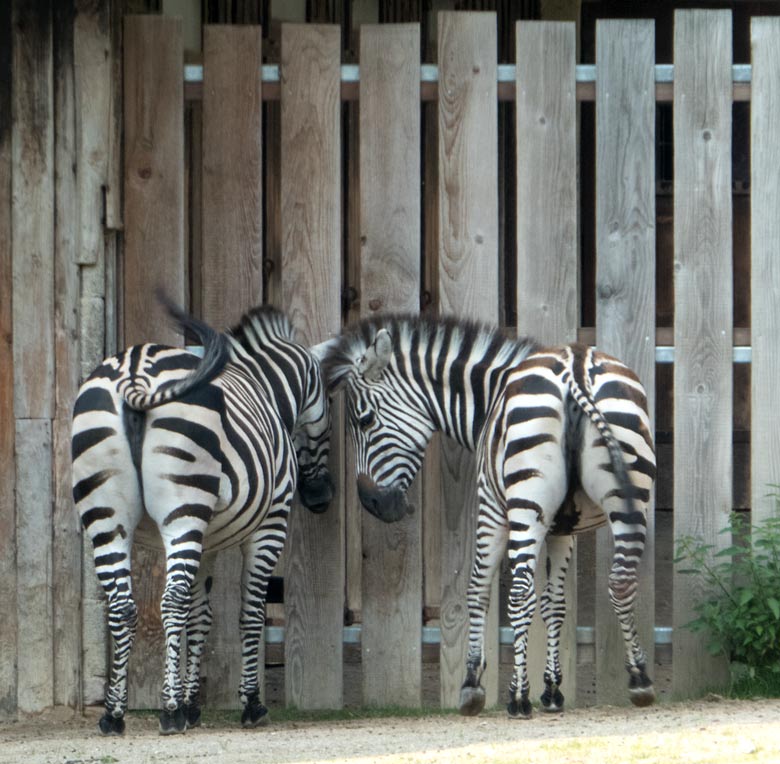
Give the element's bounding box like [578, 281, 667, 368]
[323, 315, 655, 718]
[72, 304, 333, 735]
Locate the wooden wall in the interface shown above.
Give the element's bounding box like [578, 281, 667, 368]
[1, 1, 777, 717]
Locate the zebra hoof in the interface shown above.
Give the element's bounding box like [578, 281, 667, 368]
[629, 685, 656, 707]
[183, 703, 202, 728]
[98, 712, 125, 736]
[540, 685, 564, 713]
[458, 684, 486, 716]
[507, 695, 533, 720]
[159, 705, 187, 735]
[241, 693, 270, 728]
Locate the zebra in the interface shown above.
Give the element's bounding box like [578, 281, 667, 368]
[321, 314, 656, 718]
[72, 300, 333, 735]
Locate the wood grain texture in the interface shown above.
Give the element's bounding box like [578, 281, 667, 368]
[0, 0, 15, 716]
[594, 18, 656, 706]
[16, 420, 54, 713]
[201, 25, 263, 326]
[123, 15, 184, 346]
[515, 20, 578, 707]
[750, 18, 780, 526]
[437, 11, 499, 709]
[280, 23, 344, 709]
[672, 9, 733, 698]
[52, 0, 84, 708]
[123, 15, 185, 709]
[359, 23, 422, 707]
[12, 0, 54, 420]
[199, 24, 264, 708]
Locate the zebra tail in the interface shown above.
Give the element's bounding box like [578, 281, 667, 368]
[122, 294, 231, 411]
[567, 354, 638, 522]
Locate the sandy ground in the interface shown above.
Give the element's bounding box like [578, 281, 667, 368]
[2, 697, 780, 764]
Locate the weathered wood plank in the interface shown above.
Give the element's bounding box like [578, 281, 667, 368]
[750, 18, 780, 527]
[673, 8, 733, 698]
[0, 0, 16, 717]
[281, 23, 344, 709]
[123, 14, 184, 347]
[200, 24, 264, 708]
[123, 15, 185, 709]
[16, 420, 54, 712]
[12, 0, 54, 420]
[201, 25, 263, 326]
[594, 18, 656, 706]
[52, 0, 83, 709]
[515, 20, 578, 707]
[437, 11, 499, 709]
[359, 23, 422, 707]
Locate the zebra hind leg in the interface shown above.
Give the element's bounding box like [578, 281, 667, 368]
[181, 557, 216, 728]
[538, 534, 573, 713]
[459, 491, 507, 716]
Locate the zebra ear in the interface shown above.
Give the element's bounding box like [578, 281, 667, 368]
[359, 329, 392, 382]
[310, 338, 339, 363]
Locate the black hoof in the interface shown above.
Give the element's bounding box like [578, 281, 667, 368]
[458, 684, 486, 716]
[98, 712, 125, 736]
[540, 684, 565, 713]
[507, 694, 533, 720]
[184, 702, 202, 728]
[159, 705, 187, 735]
[241, 692, 269, 728]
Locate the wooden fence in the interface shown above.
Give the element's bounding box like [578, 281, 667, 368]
[2, 6, 780, 716]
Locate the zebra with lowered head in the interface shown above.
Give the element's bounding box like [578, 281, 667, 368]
[321, 314, 656, 719]
[72, 300, 333, 735]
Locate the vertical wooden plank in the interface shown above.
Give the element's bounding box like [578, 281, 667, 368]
[438, 11, 499, 709]
[16, 421, 54, 712]
[199, 24, 264, 709]
[123, 14, 185, 709]
[673, 8, 732, 698]
[359, 23, 422, 707]
[123, 14, 184, 347]
[12, 0, 54, 421]
[0, 0, 15, 718]
[750, 18, 780, 527]
[281, 23, 344, 710]
[52, 0, 83, 710]
[515, 20, 578, 707]
[594, 18, 656, 706]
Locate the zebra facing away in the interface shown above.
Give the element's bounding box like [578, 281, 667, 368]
[72, 300, 333, 735]
[322, 314, 656, 719]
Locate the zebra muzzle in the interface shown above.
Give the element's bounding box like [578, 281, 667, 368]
[356, 473, 412, 523]
[298, 470, 335, 514]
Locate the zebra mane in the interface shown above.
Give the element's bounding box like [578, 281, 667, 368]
[321, 313, 536, 391]
[228, 305, 298, 347]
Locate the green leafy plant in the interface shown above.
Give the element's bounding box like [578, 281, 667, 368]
[675, 492, 780, 680]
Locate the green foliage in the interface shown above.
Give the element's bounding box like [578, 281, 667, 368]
[675, 493, 780, 681]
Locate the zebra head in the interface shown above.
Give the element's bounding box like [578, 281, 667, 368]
[293, 353, 335, 514]
[319, 321, 436, 524]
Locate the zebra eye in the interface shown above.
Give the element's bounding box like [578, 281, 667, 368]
[358, 411, 375, 430]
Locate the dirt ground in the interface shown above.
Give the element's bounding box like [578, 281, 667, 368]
[3, 697, 780, 764]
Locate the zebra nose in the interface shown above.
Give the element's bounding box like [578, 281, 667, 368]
[357, 473, 381, 514]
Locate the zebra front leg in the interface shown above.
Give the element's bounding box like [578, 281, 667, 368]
[238, 520, 287, 728]
[459, 489, 507, 716]
[181, 555, 216, 728]
[538, 534, 573, 713]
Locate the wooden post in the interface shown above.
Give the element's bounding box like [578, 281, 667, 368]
[437, 11, 500, 709]
[515, 20, 578, 706]
[750, 18, 780, 528]
[123, 15, 185, 709]
[199, 23, 264, 709]
[281, 23, 345, 710]
[672, 9, 733, 698]
[594, 18, 656, 705]
[359, 23, 422, 707]
[0, 0, 15, 717]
